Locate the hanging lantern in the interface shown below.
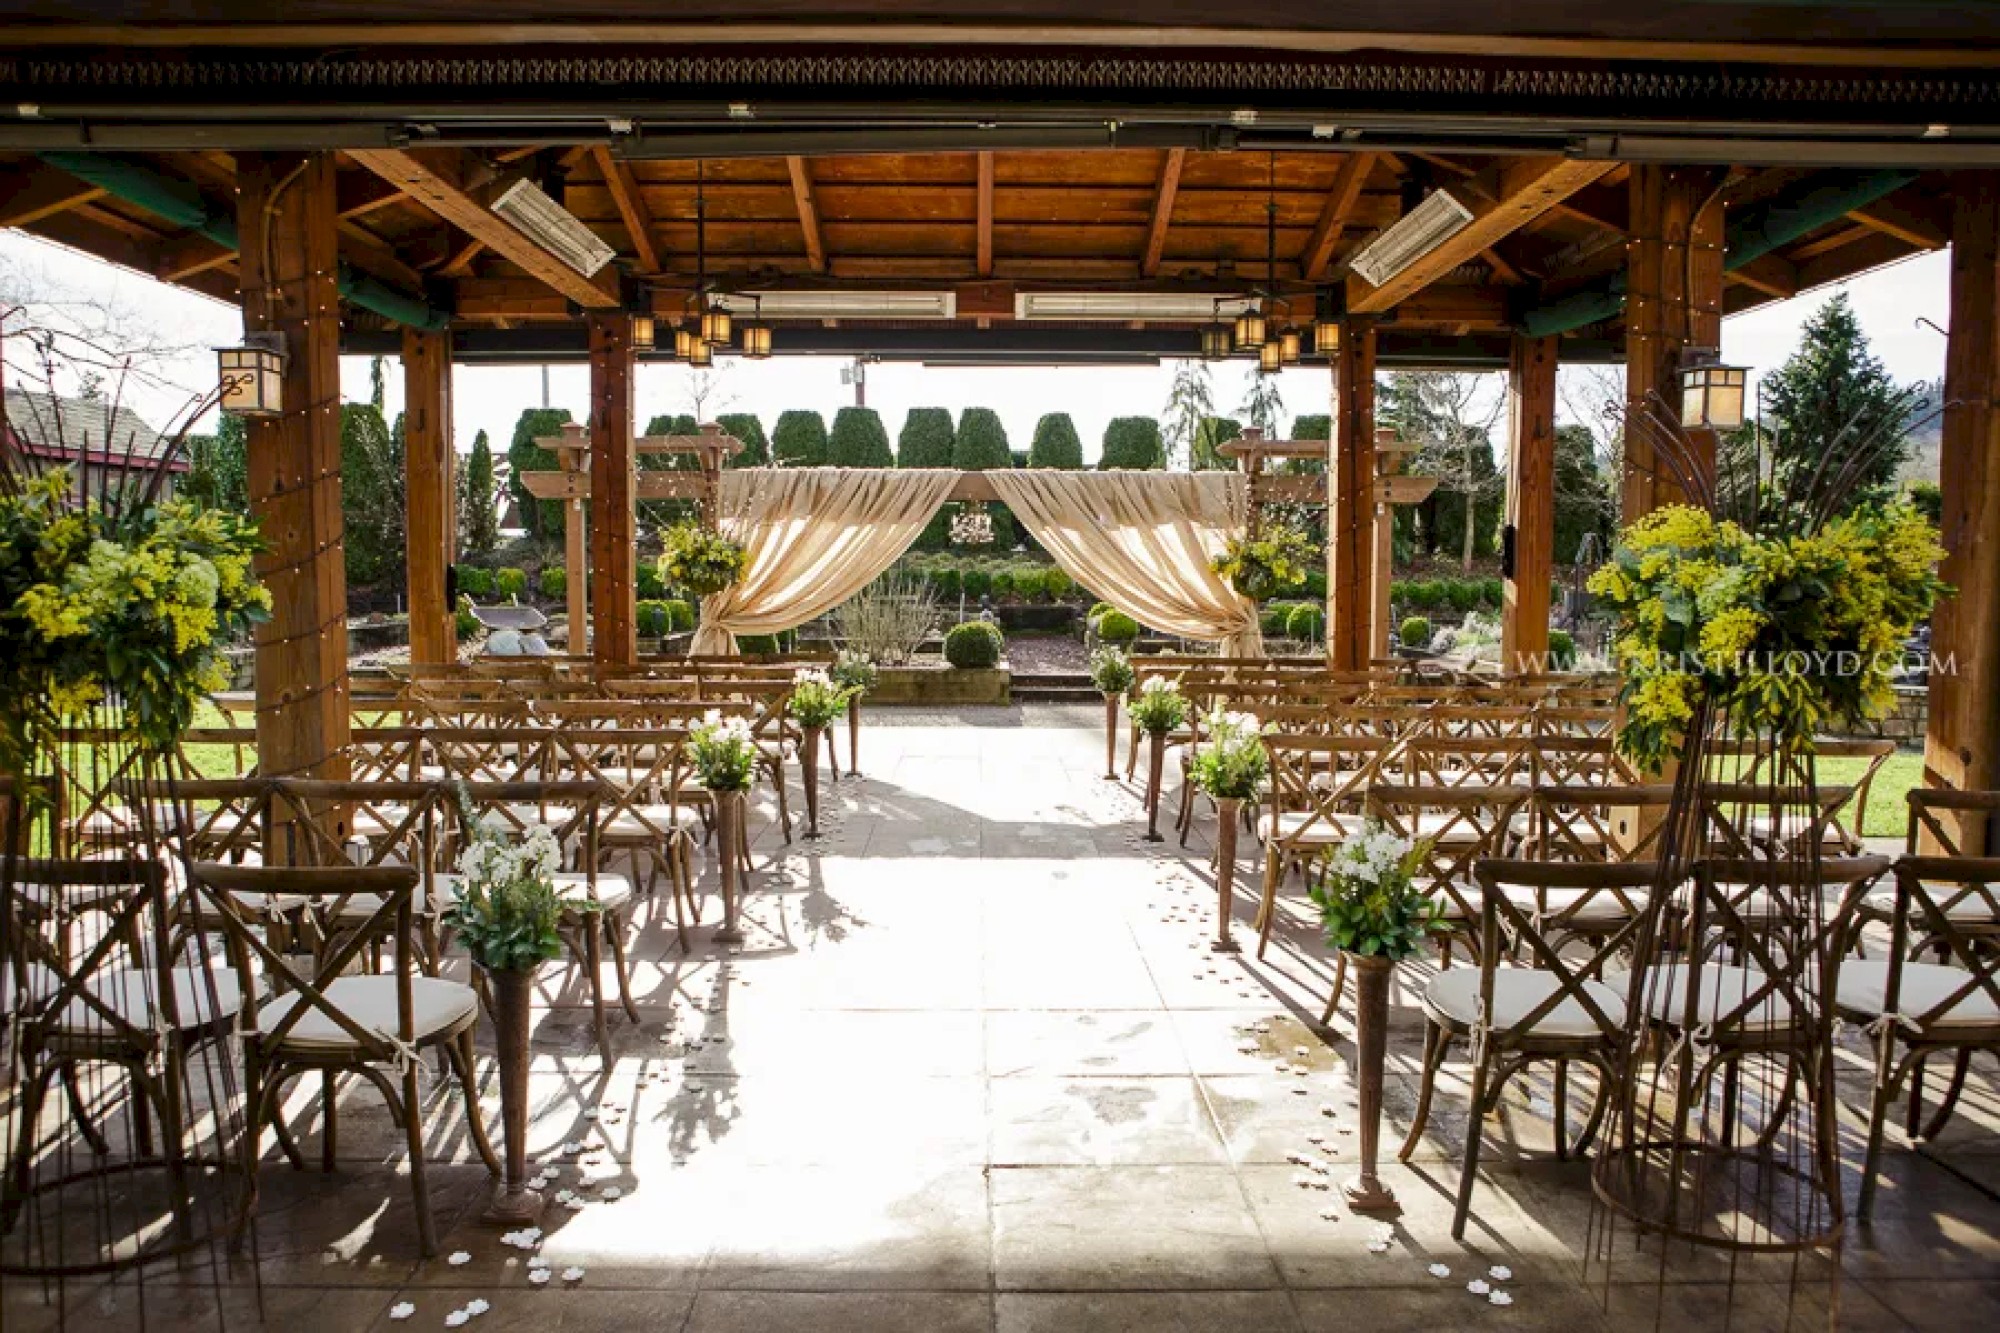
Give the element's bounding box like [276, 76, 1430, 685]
[701, 300, 732, 346]
[674, 325, 698, 361]
[741, 322, 773, 359]
[1313, 317, 1340, 357]
[1278, 326, 1302, 365]
[687, 337, 713, 367]
[1258, 338, 1282, 374]
[1199, 324, 1231, 361]
[630, 312, 656, 352]
[1678, 351, 1748, 431]
[215, 332, 286, 417]
[1234, 308, 1266, 352]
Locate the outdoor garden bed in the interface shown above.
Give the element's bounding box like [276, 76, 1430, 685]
[869, 663, 1012, 706]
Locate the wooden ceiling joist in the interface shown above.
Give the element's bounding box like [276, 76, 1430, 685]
[1139, 146, 1184, 278]
[594, 145, 662, 273]
[1300, 152, 1375, 280]
[785, 155, 828, 274]
[976, 150, 996, 278]
[347, 146, 618, 308]
[1349, 156, 1618, 314]
[1847, 197, 1949, 251]
[1727, 251, 1799, 299]
[154, 233, 235, 282]
[0, 165, 106, 229]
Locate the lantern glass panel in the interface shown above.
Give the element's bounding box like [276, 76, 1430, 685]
[1314, 320, 1340, 356]
[630, 313, 656, 351]
[1236, 311, 1266, 350]
[1279, 329, 1301, 364]
[217, 345, 284, 416]
[688, 339, 713, 367]
[1258, 340, 1281, 373]
[675, 326, 697, 361]
[701, 305, 732, 345]
[1200, 326, 1229, 360]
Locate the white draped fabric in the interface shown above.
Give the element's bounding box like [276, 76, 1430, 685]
[984, 471, 1264, 658]
[691, 468, 963, 656]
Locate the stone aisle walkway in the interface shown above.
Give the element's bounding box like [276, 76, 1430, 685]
[7, 706, 1997, 1331]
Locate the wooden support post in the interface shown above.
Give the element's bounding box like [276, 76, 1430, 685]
[587, 313, 637, 668]
[1925, 172, 2000, 850]
[237, 151, 351, 784]
[552, 422, 591, 652]
[1328, 318, 1378, 670]
[402, 327, 455, 665]
[1502, 332, 1558, 674]
[1622, 165, 1725, 521]
[1369, 427, 1398, 663]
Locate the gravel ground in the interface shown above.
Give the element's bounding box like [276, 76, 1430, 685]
[1004, 634, 1091, 674]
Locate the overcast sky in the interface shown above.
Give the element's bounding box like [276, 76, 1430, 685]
[0, 230, 1953, 464]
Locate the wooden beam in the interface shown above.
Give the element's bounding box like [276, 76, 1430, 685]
[1925, 172, 2000, 846]
[1350, 157, 1617, 314]
[587, 312, 638, 667]
[348, 146, 618, 308]
[1727, 251, 1800, 299]
[155, 233, 236, 281]
[594, 145, 662, 273]
[238, 151, 351, 790]
[440, 235, 487, 279]
[785, 155, 828, 275]
[1138, 147, 1184, 279]
[1848, 196, 1949, 251]
[1502, 332, 1558, 673]
[1623, 165, 1725, 523]
[976, 150, 996, 279]
[403, 327, 456, 666]
[1301, 152, 1375, 281]
[1481, 245, 1526, 286]
[1790, 223, 1875, 262]
[1328, 317, 1378, 670]
[0, 165, 105, 228]
[336, 173, 406, 221]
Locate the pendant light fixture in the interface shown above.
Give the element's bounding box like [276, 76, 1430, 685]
[1257, 152, 1284, 374]
[693, 161, 733, 347]
[740, 295, 773, 359]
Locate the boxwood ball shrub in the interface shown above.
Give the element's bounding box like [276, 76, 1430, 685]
[1399, 616, 1432, 648]
[1044, 567, 1074, 600]
[961, 567, 993, 599]
[1286, 603, 1324, 642]
[1302, 569, 1327, 600]
[637, 600, 669, 636]
[1095, 610, 1140, 644]
[944, 620, 1003, 669]
[1259, 601, 1295, 637]
[456, 565, 493, 597]
[495, 567, 528, 599]
[664, 599, 695, 633]
[538, 567, 566, 599]
[1548, 628, 1578, 669]
[1088, 601, 1115, 625]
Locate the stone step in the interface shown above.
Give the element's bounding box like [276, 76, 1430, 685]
[1013, 688, 1103, 703]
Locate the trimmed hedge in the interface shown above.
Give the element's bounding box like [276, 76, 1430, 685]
[636, 563, 666, 599]
[961, 568, 993, 599]
[637, 600, 669, 636]
[495, 567, 527, 599]
[1101, 416, 1165, 470]
[898, 407, 956, 468]
[1095, 610, 1140, 644]
[828, 406, 893, 467]
[1286, 603, 1324, 642]
[1028, 413, 1084, 469]
[456, 566, 494, 597]
[538, 567, 566, 599]
[1399, 616, 1432, 648]
[1391, 575, 1506, 614]
[995, 603, 1076, 631]
[1259, 601, 1298, 637]
[931, 567, 963, 600]
[1548, 629, 1578, 669]
[664, 599, 694, 632]
[715, 412, 770, 466]
[944, 620, 1004, 668]
[773, 410, 829, 466]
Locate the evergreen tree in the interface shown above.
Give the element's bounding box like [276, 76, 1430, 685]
[341, 402, 405, 587]
[1101, 417, 1166, 470]
[507, 406, 574, 540]
[1762, 292, 1912, 509]
[1552, 423, 1615, 564]
[1191, 415, 1242, 472]
[460, 428, 500, 557]
[828, 406, 894, 466]
[715, 412, 770, 466]
[898, 408, 956, 468]
[1160, 359, 1214, 470]
[1291, 414, 1331, 439]
[1237, 368, 1286, 438]
[1028, 413, 1084, 468]
[952, 408, 1011, 469]
[772, 410, 829, 466]
[1380, 371, 1505, 570]
[182, 412, 248, 512]
[640, 413, 699, 530]
[369, 355, 386, 411]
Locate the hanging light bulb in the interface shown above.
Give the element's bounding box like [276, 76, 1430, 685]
[1258, 338, 1282, 374]
[1278, 326, 1301, 365]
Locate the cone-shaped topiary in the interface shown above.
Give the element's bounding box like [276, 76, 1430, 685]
[715, 412, 770, 466]
[953, 408, 1011, 469]
[1100, 417, 1165, 470]
[773, 410, 829, 466]
[898, 407, 956, 468]
[1028, 413, 1084, 469]
[828, 406, 894, 467]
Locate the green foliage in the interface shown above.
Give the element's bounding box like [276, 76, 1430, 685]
[1190, 415, 1242, 471]
[898, 407, 957, 468]
[736, 632, 794, 656]
[1309, 823, 1443, 961]
[456, 566, 494, 597]
[537, 567, 566, 599]
[1095, 610, 1140, 644]
[341, 403, 405, 588]
[1212, 523, 1315, 599]
[1126, 677, 1187, 734]
[1087, 601, 1115, 625]
[690, 713, 758, 791]
[1259, 602, 1296, 637]
[715, 412, 770, 466]
[1762, 292, 1911, 510]
[953, 408, 1012, 469]
[182, 413, 248, 514]
[1286, 603, 1324, 642]
[1088, 646, 1135, 695]
[929, 566, 962, 600]
[638, 414, 699, 530]
[455, 607, 480, 641]
[494, 567, 527, 599]
[773, 410, 830, 466]
[507, 407, 572, 540]
[1906, 479, 1942, 527]
[828, 406, 894, 467]
[943, 620, 1003, 669]
[1303, 569, 1327, 600]
[1548, 628, 1577, 669]
[636, 563, 666, 599]
[460, 428, 500, 557]
[960, 567, 993, 599]
[1446, 580, 1482, 613]
[441, 812, 578, 973]
[1044, 567, 1074, 600]
[636, 600, 669, 636]
[664, 599, 695, 633]
[1187, 709, 1269, 801]
[1399, 616, 1432, 648]
[1028, 413, 1084, 468]
[788, 668, 858, 729]
[1101, 416, 1166, 470]
[1553, 424, 1615, 565]
[1161, 360, 1215, 469]
[660, 521, 747, 596]
[989, 569, 1017, 599]
[1291, 414, 1331, 440]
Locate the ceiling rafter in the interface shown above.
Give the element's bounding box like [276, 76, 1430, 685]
[593, 144, 662, 273]
[1299, 151, 1374, 281]
[785, 155, 828, 274]
[0, 164, 105, 228]
[1139, 146, 1184, 279]
[976, 150, 996, 278]
[1847, 196, 1948, 250]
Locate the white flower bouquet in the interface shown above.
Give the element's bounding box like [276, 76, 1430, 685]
[690, 709, 759, 792]
[1308, 822, 1442, 961]
[1187, 708, 1270, 801]
[444, 790, 577, 973]
[787, 666, 857, 730]
[1126, 674, 1188, 735]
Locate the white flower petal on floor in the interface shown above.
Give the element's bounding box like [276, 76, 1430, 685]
[1367, 1240, 1390, 1253]
[528, 1270, 551, 1286]
[1489, 1291, 1514, 1307]
[1467, 1279, 1490, 1295]
[466, 1299, 490, 1316]
[389, 1303, 416, 1321]
[1488, 1265, 1512, 1281]
[445, 1311, 469, 1328]
[446, 1251, 471, 1266]
[1428, 1262, 1451, 1278]
[562, 1267, 586, 1283]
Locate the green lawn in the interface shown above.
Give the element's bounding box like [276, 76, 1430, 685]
[1816, 748, 1923, 840]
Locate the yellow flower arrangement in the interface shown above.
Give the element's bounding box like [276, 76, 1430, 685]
[1588, 502, 1946, 771]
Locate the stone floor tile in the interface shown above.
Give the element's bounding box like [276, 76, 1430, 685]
[990, 1165, 1280, 1291]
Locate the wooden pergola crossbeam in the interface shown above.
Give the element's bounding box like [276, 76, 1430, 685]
[595, 145, 662, 273]
[1139, 147, 1185, 278]
[786, 155, 828, 274]
[1301, 152, 1375, 281]
[0, 164, 106, 228]
[521, 467, 1328, 506]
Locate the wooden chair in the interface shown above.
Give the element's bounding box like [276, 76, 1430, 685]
[189, 861, 499, 1257]
[1255, 735, 1392, 960]
[1837, 855, 2000, 1220]
[1364, 782, 1534, 965]
[1525, 783, 1679, 865]
[1850, 789, 2000, 954]
[1403, 858, 1654, 1238]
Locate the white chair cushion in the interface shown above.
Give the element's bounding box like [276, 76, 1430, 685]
[435, 872, 631, 912]
[1605, 963, 1796, 1032]
[1398, 810, 1502, 845]
[602, 805, 701, 840]
[1424, 967, 1627, 1039]
[1497, 884, 1643, 925]
[1862, 886, 1999, 924]
[1835, 960, 2000, 1032]
[256, 975, 477, 1052]
[1261, 810, 1362, 845]
[54, 966, 243, 1034]
[1428, 879, 1487, 920]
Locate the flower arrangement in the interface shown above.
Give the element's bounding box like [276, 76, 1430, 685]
[830, 649, 878, 696]
[1211, 523, 1316, 600]
[1585, 501, 1946, 771]
[659, 521, 747, 597]
[689, 709, 758, 791]
[1308, 823, 1441, 961]
[1088, 645, 1135, 696]
[787, 666, 857, 731]
[0, 466, 271, 769]
[443, 791, 583, 973]
[1126, 674, 1188, 735]
[1187, 708, 1270, 801]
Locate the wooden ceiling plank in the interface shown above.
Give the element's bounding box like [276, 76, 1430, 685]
[1789, 222, 1876, 261]
[1726, 251, 1799, 299]
[440, 235, 487, 278]
[337, 173, 408, 221]
[1847, 197, 1949, 251]
[0, 165, 105, 228]
[785, 155, 829, 274]
[348, 146, 618, 308]
[154, 233, 235, 282]
[1300, 152, 1375, 280]
[1349, 157, 1618, 314]
[1139, 146, 1185, 279]
[976, 150, 996, 278]
[594, 145, 662, 273]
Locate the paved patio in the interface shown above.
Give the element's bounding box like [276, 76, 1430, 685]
[6, 706, 1997, 1331]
